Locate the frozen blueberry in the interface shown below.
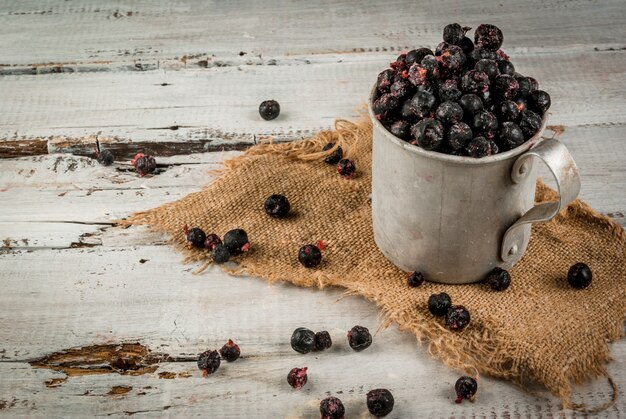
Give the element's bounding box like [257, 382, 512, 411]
[515, 75, 533, 98]
[219, 339, 240, 362]
[438, 78, 462, 102]
[204, 233, 222, 250]
[376, 69, 395, 92]
[445, 305, 471, 331]
[527, 76, 539, 91]
[259, 100, 280, 120]
[405, 48, 434, 66]
[373, 93, 400, 116]
[411, 118, 444, 150]
[287, 367, 308, 390]
[223, 229, 250, 255]
[421, 55, 440, 78]
[96, 149, 114, 166]
[314, 331, 332, 351]
[428, 292, 452, 316]
[197, 350, 220, 375]
[390, 78, 413, 100]
[455, 376, 478, 403]
[458, 36, 475, 55]
[185, 226, 206, 248]
[435, 101, 464, 125]
[498, 122, 524, 151]
[466, 136, 491, 158]
[347, 325, 372, 352]
[493, 75, 519, 101]
[567, 262, 592, 289]
[474, 24, 503, 51]
[458, 93, 484, 115]
[460, 70, 490, 94]
[497, 60, 515, 76]
[366, 388, 395, 417]
[337, 159, 356, 179]
[487, 267, 511, 291]
[298, 244, 322, 268]
[447, 122, 473, 150]
[495, 100, 520, 122]
[291, 327, 316, 354]
[264, 194, 291, 218]
[443, 23, 470, 45]
[407, 271, 425, 287]
[527, 90, 551, 115]
[131, 153, 157, 177]
[437, 44, 466, 73]
[472, 111, 498, 133]
[320, 396, 345, 419]
[390, 53, 407, 71]
[468, 47, 497, 66]
[475, 59, 500, 80]
[211, 244, 231, 264]
[519, 110, 543, 139]
[322, 142, 343, 165]
[389, 120, 411, 141]
[409, 90, 437, 118]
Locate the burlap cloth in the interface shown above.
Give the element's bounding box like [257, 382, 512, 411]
[124, 117, 626, 412]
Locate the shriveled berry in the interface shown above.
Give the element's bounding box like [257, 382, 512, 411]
[287, 367, 308, 390]
[466, 136, 491, 158]
[474, 24, 503, 51]
[264, 194, 291, 218]
[298, 244, 322, 268]
[337, 159, 356, 179]
[567, 262, 592, 289]
[320, 396, 345, 419]
[223, 229, 250, 255]
[408, 90, 437, 118]
[458, 36, 475, 55]
[322, 142, 343, 165]
[447, 122, 473, 150]
[515, 75, 533, 98]
[347, 325, 372, 351]
[204, 233, 222, 250]
[373, 93, 400, 116]
[291, 327, 316, 353]
[259, 100, 280, 120]
[455, 376, 478, 403]
[211, 244, 230, 264]
[132, 153, 157, 177]
[498, 122, 524, 151]
[405, 48, 434, 66]
[428, 292, 452, 316]
[519, 110, 543, 139]
[376, 69, 395, 93]
[314, 331, 332, 351]
[438, 78, 462, 102]
[460, 70, 490, 94]
[411, 118, 444, 151]
[493, 75, 519, 101]
[390, 78, 413, 100]
[407, 271, 425, 287]
[197, 350, 220, 375]
[389, 120, 411, 141]
[97, 149, 114, 166]
[435, 101, 464, 125]
[527, 90, 551, 115]
[487, 267, 511, 291]
[366, 388, 395, 417]
[472, 111, 498, 133]
[475, 59, 500, 80]
[219, 339, 240, 362]
[443, 23, 470, 45]
[437, 44, 466, 73]
[185, 227, 206, 248]
[445, 305, 471, 331]
[458, 93, 484, 115]
[495, 100, 520, 122]
[497, 60, 515, 76]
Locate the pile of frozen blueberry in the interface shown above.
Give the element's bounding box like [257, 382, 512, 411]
[372, 23, 551, 158]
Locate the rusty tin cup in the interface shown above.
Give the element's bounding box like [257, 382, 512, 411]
[369, 86, 580, 284]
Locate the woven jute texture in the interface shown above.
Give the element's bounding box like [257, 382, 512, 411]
[124, 117, 626, 411]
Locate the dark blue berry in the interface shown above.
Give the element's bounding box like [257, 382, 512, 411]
[497, 60, 515, 76]
[97, 149, 114, 166]
[366, 388, 395, 417]
[259, 100, 280, 120]
[322, 142, 343, 165]
[389, 120, 411, 141]
[495, 100, 520, 122]
[390, 78, 413, 100]
[264, 194, 290, 218]
[493, 74, 519, 101]
[132, 153, 157, 177]
[468, 47, 497, 66]
[437, 45, 466, 73]
[376, 69, 395, 93]
[435, 41, 451, 56]
[428, 292, 452, 316]
[337, 159, 356, 179]
[472, 111, 498, 133]
[405, 48, 434, 66]
[373, 93, 400, 116]
[408, 63, 429, 87]
[443, 23, 470, 45]
[475, 59, 500, 80]
[487, 267, 511, 291]
[568, 262, 592, 289]
[390, 53, 407, 71]
[519, 110, 543, 139]
[527, 90, 551, 115]
[223, 229, 250, 255]
[438, 78, 462, 102]
[455, 376, 478, 403]
[197, 350, 220, 375]
[420, 55, 440, 79]
[204, 233, 222, 250]
[409, 90, 437, 118]
[411, 118, 444, 151]
[407, 271, 425, 287]
[445, 305, 471, 331]
[298, 244, 322, 267]
[320, 396, 345, 419]
[347, 325, 372, 351]
[314, 331, 332, 351]
[461, 70, 490, 94]
[466, 136, 491, 158]
[219, 339, 240, 362]
[498, 122, 524, 150]
[447, 122, 473, 150]
[186, 227, 206, 248]
[527, 76, 539, 91]
[291, 327, 316, 353]
[458, 36, 475, 55]
[211, 244, 230, 264]
[458, 93, 484, 115]
[436, 101, 464, 125]
[474, 24, 503, 51]
[287, 367, 308, 390]
[515, 75, 533, 98]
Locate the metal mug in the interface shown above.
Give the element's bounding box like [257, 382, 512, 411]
[369, 86, 581, 284]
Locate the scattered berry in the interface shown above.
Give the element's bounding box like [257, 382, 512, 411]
[298, 244, 322, 268]
[259, 100, 280, 120]
[314, 331, 332, 351]
[131, 153, 156, 177]
[428, 292, 452, 316]
[487, 267, 511, 291]
[264, 194, 291, 218]
[337, 159, 356, 179]
[366, 388, 395, 417]
[320, 396, 345, 419]
[567, 262, 592, 289]
[474, 24, 503, 51]
[184, 226, 206, 249]
[527, 90, 551, 115]
[322, 142, 343, 165]
[197, 350, 220, 376]
[287, 367, 308, 390]
[211, 244, 231, 264]
[219, 339, 241, 362]
[96, 148, 114, 166]
[204, 233, 222, 250]
[291, 327, 316, 354]
[223, 229, 250, 255]
[411, 118, 444, 150]
[445, 305, 471, 331]
[498, 122, 525, 151]
[347, 325, 372, 352]
[455, 376, 478, 403]
[407, 271, 425, 287]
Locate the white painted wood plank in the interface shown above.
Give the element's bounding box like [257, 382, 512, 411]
[0, 0, 623, 71]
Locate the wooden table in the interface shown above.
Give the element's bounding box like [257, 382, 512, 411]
[1, 1, 625, 417]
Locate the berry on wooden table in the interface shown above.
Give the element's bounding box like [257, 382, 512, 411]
[259, 100, 280, 120]
[366, 388, 395, 417]
[291, 327, 316, 354]
[455, 376, 478, 403]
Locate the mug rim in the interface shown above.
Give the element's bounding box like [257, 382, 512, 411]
[368, 84, 548, 165]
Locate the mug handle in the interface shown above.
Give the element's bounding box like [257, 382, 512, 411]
[500, 138, 581, 262]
